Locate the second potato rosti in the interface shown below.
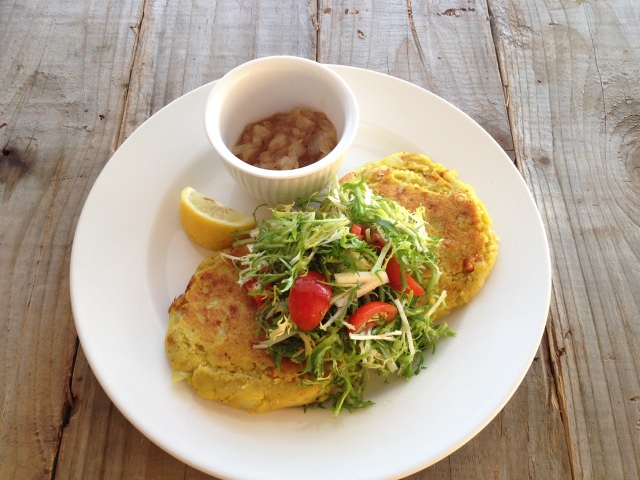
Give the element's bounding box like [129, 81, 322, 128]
[340, 152, 498, 318]
[165, 248, 328, 413]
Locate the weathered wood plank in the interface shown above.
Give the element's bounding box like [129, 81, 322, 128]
[120, 0, 318, 142]
[490, 0, 640, 478]
[54, 0, 573, 478]
[317, 0, 514, 154]
[9, 0, 624, 478]
[56, 1, 316, 478]
[0, 0, 142, 478]
[319, 1, 571, 478]
[56, 347, 215, 479]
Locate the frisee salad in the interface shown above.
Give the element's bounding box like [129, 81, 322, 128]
[227, 178, 455, 415]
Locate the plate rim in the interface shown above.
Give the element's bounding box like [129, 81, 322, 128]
[70, 64, 551, 480]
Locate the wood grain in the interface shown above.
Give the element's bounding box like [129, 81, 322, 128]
[0, 0, 142, 478]
[120, 0, 318, 142]
[318, 0, 514, 154]
[55, 1, 317, 479]
[5, 0, 636, 478]
[61, 1, 570, 478]
[319, 1, 570, 478]
[412, 331, 570, 479]
[490, 0, 640, 478]
[56, 346, 214, 479]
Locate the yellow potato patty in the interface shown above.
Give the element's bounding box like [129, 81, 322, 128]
[166, 153, 497, 413]
[165, 249, 327, 413]
[340, 152, 498, 318]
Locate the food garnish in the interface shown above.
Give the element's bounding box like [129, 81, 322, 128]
[347, 301, 398, 332]
[228, 178, 455, 415]
[179, 187, 256, 251]
[288, 271, 332, 331]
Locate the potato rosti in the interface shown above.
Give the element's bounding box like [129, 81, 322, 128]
[165, 248, 327, 413]
[340, 152, 498, 318]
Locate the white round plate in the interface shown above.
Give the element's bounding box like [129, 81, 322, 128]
[71, 66, 550, 480]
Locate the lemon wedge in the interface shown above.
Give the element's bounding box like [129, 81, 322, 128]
[179, 187, 256, 251]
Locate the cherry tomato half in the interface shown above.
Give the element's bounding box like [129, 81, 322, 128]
[347, 301, 398, 332]
[386, 257, 425, 296]
[288, 271, 332, 331]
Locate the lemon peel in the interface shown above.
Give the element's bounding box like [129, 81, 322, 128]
[179, 187, 256, 251]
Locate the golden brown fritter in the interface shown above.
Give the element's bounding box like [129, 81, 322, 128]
[340, 152, 498, 318]
[165, 249, 327, 413]
[166, 153, 496, 412]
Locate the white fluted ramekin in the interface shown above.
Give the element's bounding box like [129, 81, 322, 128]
[203, 56, 359, 205]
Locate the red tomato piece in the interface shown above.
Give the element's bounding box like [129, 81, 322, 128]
[369, 232, 386, 250]
[347, 301, 398, 332]
[288, 271, 332, 331]
[350, 223, 386, 250]
[244, 277, 268, 307]
[350, 224, 365, 239]
[385, 257, 425, 296]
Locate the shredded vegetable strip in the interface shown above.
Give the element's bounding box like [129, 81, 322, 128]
[349, 331, 403, 341]
[394, 298, 415, 356]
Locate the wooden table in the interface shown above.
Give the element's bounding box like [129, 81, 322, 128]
[2, 1, 639, 478]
